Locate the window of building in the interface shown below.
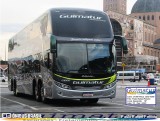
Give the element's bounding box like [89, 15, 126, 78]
[144, 49, 146, 55]
[159, 16, 160, 20]
[144, 32, 146, 40]
[152, 15, 154, 20]
[143, 16, 145, 21]
[152, 34, 153, 42]
[130, 24, 134, 30]
[147, 15, 150, 20]
[148, 33, 150, 42]
[139, 16, 141, 19]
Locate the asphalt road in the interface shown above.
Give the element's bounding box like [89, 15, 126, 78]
[0, 81, 160, 118]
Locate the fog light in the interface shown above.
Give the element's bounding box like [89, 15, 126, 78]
[111, 90, 115, 94]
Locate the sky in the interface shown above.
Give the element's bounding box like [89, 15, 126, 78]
[0, 0, 137, 60]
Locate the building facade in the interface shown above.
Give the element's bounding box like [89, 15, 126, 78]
[131, 0, 160, 39]
[103, 0, 127, 14]
[103, 0, 160, 72]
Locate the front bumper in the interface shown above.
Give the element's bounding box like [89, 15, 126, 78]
[52, 84, 116, 99]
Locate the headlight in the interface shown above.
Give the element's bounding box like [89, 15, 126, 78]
[55, 81, 71, 89]
[104, 81, 116, 89]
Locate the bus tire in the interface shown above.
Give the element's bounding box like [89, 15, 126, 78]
[129, 79, 132, 82]
[87, 98, 99, 103]
[41, 85, 48, 103]
[35, 82, 42, 102]
[13, 80, 19, 96]
[11, 79, 13, 91]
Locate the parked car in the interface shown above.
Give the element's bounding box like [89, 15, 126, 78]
[0, 75, 8, 82]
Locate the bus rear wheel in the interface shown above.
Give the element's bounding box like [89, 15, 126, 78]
[35, 84, 41, 102]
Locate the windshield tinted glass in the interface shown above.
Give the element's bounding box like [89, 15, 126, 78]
[56, 43, 113, 74]
[51, 10, 112, 38]
[87, 44, 111, 73]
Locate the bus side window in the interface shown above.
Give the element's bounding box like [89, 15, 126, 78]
[28, 60, 33, 72]
[21, 61, 26, 73]
[33, 60, 40, 72]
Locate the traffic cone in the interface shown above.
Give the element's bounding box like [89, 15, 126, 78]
[148, 80, 150, 86]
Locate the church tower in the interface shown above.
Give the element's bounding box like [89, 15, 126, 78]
[103, 0, 127, 14]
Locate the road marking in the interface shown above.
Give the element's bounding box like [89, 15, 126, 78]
[0, 96, 65, 112]
[88, 107, 124, 109]
[0, 96, 38, 110]
[99, 101, 155, 111]
[50, 109, 64, 112]
[36, 107, 64, 112]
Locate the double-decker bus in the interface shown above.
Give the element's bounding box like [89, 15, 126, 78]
[8, 8, 128, 103]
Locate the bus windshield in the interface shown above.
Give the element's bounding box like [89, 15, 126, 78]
[56, 43, 113, 74]
[51, 10, 112, 38]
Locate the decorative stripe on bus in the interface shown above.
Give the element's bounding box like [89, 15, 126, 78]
[54, 73, 116, 83]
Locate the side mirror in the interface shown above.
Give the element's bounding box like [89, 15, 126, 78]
[114, 35, 128, 54]
[50, 35, 56, 53]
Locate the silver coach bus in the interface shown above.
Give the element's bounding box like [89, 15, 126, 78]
[8, 8, 128, 103]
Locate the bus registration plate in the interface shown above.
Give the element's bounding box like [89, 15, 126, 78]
[82, 92, 93, 97]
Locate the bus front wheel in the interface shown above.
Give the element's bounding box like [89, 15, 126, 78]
[13, 81, 19, 96]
